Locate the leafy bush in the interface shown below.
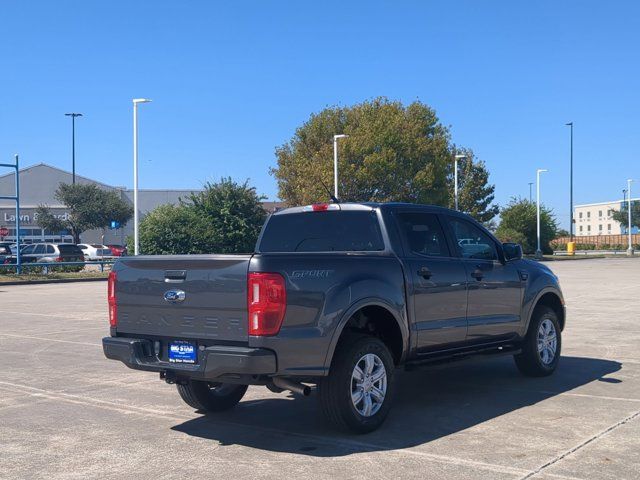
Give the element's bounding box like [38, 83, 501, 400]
[137, 178, 267, 255]
[495, 198, 558, 254]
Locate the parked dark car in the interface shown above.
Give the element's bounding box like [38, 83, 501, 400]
[3, 243, 85, 265]
[0, 243, 12, 263]
[103, 202, 565, 433]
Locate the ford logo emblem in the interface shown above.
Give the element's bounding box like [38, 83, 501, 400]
[164, 290, 186, 303]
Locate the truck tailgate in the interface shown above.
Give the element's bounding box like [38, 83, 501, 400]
[114, 254, 251, 342]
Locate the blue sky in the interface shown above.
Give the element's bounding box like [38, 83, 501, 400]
[1, 1, 639, 228]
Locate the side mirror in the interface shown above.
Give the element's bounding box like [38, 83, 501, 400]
[503, 243, 523, 261]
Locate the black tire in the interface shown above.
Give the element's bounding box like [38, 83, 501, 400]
[177, 380, 248, 412]
[514, 305, 561, 377]
[318, 335, 395, 434]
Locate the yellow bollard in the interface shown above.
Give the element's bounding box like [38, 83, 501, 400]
[567, 241, 575, 256]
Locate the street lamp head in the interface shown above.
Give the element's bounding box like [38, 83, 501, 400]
[455, 154, 467, 159]
[334, 134, 348, 140]
[537, 169, 548, 174]
[65, 113, 83, 117]
[565, 122, 573, 126]
[133, 98, 152, 104]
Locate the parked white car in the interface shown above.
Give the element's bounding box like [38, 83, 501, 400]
[78, 244, 115, 260]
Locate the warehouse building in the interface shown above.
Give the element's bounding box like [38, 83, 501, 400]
[0, 163, 282, 246]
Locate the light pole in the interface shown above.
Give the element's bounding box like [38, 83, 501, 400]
[528, 182, 534, 203]
[65, 113, 83, 184]
[536, 168, 548, 259]
[566, 122, 573, 241]
[454, 154, 467, 211]
[133, 98, 152, 256]
[627, 179, 634, 256]
[333, 134, 348, 200]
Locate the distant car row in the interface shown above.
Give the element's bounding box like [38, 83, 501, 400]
[0, 242, 127, 265]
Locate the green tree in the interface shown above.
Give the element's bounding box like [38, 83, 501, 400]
[495, 198, 558, 254]
[136, 205, 212, 255]
[137, 178, 266, 255]
[271, 98, 496, 218]
[611, 201, 640, 230]
[36, 183, 133, 243]
[447, 149, 499, 224]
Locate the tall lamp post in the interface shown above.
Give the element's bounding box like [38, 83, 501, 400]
[65, 113, 83, 184]
[627, 179, 634, 256]
[333, 134, 348, 200]
[566, 122, 573, 241]
[454, 154, 467, 211]
[133, 98, 152, 256]
[536, 168, 548, 259]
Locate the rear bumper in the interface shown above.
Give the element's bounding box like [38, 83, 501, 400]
[102, 337, 277, 381]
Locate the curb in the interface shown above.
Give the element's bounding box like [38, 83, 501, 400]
[0, 277, 108, 286]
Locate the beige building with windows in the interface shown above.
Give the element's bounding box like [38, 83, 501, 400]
[574, 199, 639, 236]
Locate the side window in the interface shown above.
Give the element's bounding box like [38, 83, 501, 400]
[397, 212, 450, 257]
[22, 245, 35, 254]
[47, 245, 56, 254]
[447, 217, 498, 261]
[34, 245, 46, 254]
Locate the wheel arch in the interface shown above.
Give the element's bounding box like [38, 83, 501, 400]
[526, 289, 565, 333]
[323, 298, 409, 369]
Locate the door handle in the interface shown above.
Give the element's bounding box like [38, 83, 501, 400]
[471, 268, 484, 281]
[418, 267, 432, 279]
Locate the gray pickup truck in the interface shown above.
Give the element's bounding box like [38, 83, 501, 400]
[103, 202, 565, 433]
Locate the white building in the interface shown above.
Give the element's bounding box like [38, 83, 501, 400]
[574, 198, 639, 236]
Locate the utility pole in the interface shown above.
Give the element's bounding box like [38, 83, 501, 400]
[454, 154, 467, 211]
[333, 134, 348, 200]
[132, 99, 152, 256]
[65, 113, 83, 184]
[536, 168, 548, 259]
[627, 179, 634, 256]
[566, 122, 574, 241]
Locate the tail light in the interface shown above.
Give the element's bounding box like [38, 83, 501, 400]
[55, 256, 63, 262]
[303, 203, 340, 212]
[247, 272, 286, 336]
[108, 271, 117, 327]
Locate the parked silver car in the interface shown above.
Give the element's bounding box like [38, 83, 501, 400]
[15, 243, 85, 263]
[78, 244, 115, 260]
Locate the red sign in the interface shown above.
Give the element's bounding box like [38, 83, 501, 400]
[0, 227, 9, 237]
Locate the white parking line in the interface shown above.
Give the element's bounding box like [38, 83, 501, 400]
[0, 333, 100, 347]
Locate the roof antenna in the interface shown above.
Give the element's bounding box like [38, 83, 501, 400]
[319, 177, 340, 203]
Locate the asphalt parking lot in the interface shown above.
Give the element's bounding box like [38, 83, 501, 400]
[1, 258, 639, 480]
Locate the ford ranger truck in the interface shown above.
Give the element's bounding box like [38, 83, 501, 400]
[103, 202, 565, 433]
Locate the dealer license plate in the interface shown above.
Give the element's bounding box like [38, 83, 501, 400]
[168, 341, 197, 364]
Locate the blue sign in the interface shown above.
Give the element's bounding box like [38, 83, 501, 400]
[110, 221, 120, 229]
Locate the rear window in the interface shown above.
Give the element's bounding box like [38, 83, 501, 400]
[58, 245, 83, 255]
[259, 211, 385, 252]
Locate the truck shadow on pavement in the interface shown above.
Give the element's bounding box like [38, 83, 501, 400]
[172, 355, 621, 457]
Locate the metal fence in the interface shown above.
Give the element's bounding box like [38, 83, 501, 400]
[0, 260, 116, 275]
[552, 234, 640, 247]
